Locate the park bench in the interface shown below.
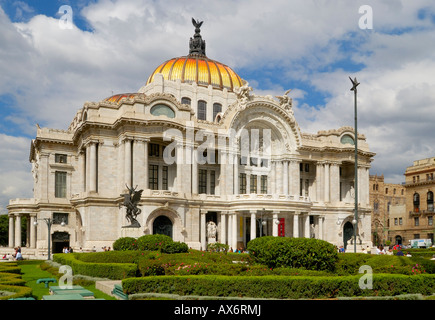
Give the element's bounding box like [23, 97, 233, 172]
[36, 278, 57, 288]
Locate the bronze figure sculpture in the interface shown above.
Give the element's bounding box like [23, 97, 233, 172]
[121, 184, 143, 228]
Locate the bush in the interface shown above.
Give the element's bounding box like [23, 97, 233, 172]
[113, 237, 137, 251]
[0, 284, 32, 300]
[136, 234, 173, 251]
[335, 253, 435, 275]
[53, 253, 138, 280]
[161, 241, 189, 254]
[247, 236, 338, 271]
[122, 274, 435, 299]
[207, 242, 229, 253]
[113, 234, 180, 252]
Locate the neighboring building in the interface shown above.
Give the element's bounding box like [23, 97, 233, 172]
[369, 174, 406, 246]
[401, 157, 435, 245]
[7, 20, 375, 258]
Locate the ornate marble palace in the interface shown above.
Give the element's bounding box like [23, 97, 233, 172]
[7, 19, 375, 257]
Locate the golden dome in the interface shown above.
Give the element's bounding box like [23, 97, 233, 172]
[146, 55, 243, 92]
[146, 19, 243, 92]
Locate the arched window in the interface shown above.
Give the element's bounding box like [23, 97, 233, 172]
[197, 100, 207, 120]
[413, 193, 420, 212]
[181, 97, 191, 105]
[213, 103, 222, 121]
[427, 191, 434, 212]
[150, 104, 175, 118]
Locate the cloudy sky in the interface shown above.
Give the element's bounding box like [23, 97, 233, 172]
[1, 0, 435, 214]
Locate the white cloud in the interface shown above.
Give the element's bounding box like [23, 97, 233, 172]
[0, 0, 434, 209]
[0, 134, 32, 215]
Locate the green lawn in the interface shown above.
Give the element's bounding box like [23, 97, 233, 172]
[17, 260, 116, 300]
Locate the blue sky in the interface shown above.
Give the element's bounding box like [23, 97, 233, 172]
[1, 0, 435, 213]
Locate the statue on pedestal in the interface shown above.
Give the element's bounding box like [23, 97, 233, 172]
[207, 221, 217, 244]
[121, 184, 143, 228]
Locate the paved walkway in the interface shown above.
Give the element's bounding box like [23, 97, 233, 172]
[95, 280, 122, 299]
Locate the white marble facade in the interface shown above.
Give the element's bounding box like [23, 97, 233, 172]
[7, 34, 375, 257]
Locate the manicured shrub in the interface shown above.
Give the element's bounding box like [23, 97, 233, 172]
[247, 236, 338, 271]
[0, 284, 32, 300]
[136, 234, 174, 251]
[161, 241, 189, 254]
[335, 253, 435, 275]
[53, 253, 138, 279]
[113, 237, 136, 251]
[122, 274, 435, 299]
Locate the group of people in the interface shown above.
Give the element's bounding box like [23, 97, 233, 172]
[1, 247, 22, 261]
[228, 247, 248, 253]
[62, 247, 74, 253]
[337, 244, 414, 256]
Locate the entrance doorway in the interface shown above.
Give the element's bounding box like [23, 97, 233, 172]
[343, 221, 353, 250]
[153, 215, 173, 238]
[52, 232, 70, 253]
[395, 235, 402, 245]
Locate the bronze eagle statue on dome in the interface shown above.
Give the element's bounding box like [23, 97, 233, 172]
[192, 18, 203, 29]
[189, 18, 206, 55]
[121, 184, 143, 228]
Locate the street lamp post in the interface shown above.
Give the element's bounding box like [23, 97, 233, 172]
[34, 218, 65, 260]
[257, 208, 279, 238]
[350, 76, 360, 253]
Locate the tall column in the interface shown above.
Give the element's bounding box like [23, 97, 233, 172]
[85, 144, 91, 191]
[231, 212, 238, 250]
[330, 162, 340, 204]
[304, 214, 310, 238]
[324, 162, 330, 202]
[219, 151, 227, 196]
[293, 213, 299, 238]
[144, 139, 149, 189]
[78, 150, 86, 193]
[176, 142, 183, 193]
[283, 161, 289, 195]
[316, 163, 323, 203]
[250, 211, 256, 240]
[276, 161, 282, 194]
[14, 215, 21, 248]
[132, 139, 145, 189]
[272, 212, 279, 236]
[89, 142, 97, 192]
[220, 212, 227, 244]
[30, 215, 36, 248]
[270, 161, 276, 195]
[289, 160, 300, 198]
[192, 147, 198, 194]
[8, 215, 14, 248]
[227, 213, 232, 248]
[200, 211, 206, 250]
[124, 139, 132, 187]
[318, 216, 324, 240]
[233, 153, 239, 195]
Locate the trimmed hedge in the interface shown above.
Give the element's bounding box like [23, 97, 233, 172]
[123, 274, 435, 299]
[0, 284, 32, 300]
[247, 236, 338, 271]
[335, 253, 435, 275]
[53, 253, 138, 280]
[0, 262, 32, 300]
[113, 234, 188, 253]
